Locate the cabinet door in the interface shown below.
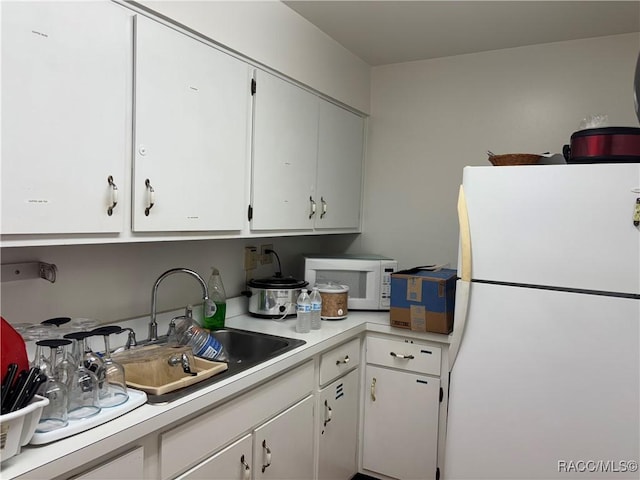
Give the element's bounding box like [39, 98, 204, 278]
[253, 396, 314, 480]
[363, 365, 440, 480]
[1, 1, 130, 234]
[177, 434, 252, 480]
[315, 101, 364, 230]
[133, 16, 250, 232]
[317, 369, 359, 480]
[251, 70, 318, 231]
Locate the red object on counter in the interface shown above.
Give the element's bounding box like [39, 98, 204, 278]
[1, 317, 29, 384]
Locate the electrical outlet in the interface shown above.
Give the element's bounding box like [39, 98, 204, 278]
[260, 244, 274, 265]
[244, 246, 258, 270]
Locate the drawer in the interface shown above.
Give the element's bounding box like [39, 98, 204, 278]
[319, 337, 361, 386]
[366, 336, 441, 376]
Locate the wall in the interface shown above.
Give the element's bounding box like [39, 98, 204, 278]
[137, 0, 372, 113]
[0, 235, 357, 325]
[353, 33, 640, 270]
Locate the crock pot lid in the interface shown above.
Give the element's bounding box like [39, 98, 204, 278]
[316, 283, 349, 293]
[248, 276, 308, 289]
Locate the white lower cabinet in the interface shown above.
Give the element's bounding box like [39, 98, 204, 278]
[159, 361, 314, 480]
[173, 396, 314, 480]
[254, 396, 315, 480]
[317, 369, 359, 480]
[176, 434, 252, 480]
[362, 336, 442, 480]
[72, 446, 144, 480]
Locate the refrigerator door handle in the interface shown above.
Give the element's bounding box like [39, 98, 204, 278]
[457, 185, 472, 282]
[449, 185, 472, 370]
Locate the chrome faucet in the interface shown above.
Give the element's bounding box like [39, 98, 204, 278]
[149, 268, 211, 342]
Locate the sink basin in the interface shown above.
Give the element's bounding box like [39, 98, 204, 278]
[127, 328, 305, 404]
[211, 329, 296, 365]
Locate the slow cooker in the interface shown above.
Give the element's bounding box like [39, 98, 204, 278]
[316, 283, 349, 320]
[246, 276, 308, 318]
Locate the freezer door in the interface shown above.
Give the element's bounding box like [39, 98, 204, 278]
[461, 164, 640, 295]
[444, 282, 640, 479]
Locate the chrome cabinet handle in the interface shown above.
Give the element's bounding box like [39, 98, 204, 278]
[309, 196, 317, 219]
[107, 176, 118, 216]
[144, 179, 155, 216]
[390, 352, 415, 360]
[324, 399, 332, 427]
[261, 439, 272, 472]
[370, 377, 376, 402]
[336, 355, 350, 365]
[240, 454, 250, 480]
[320, 196, 327, 218]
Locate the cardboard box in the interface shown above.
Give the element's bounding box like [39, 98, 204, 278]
[390, 268, 457, 334]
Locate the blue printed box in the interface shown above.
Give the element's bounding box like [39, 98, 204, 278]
[390, 268, 457, 334]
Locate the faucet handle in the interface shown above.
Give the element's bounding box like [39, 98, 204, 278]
[167, 314, 192, 344]
[167, 317, 179, 344]
[120, 327, 137, 349]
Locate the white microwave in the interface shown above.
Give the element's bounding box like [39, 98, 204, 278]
[304, 254, 398, 310]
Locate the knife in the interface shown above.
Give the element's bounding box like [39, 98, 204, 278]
[11, 368, 44, 412]
[1, 363, 19, 410]
[8, 368, 39, 413]
[2, 369, 28, 414]
[19, 372, 47, 411]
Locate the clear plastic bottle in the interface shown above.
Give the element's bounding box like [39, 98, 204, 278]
[310, 287, 322, 330]
[296, 289, 311, 333]
[172, 313, 227, 361]
[204, 267, 226, 330]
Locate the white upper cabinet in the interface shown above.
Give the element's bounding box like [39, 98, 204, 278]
[315, 101, 364, 230]
[250, 70, 319, 231]
[1, 2, 131, 234]
[133, 16, 251, 232]
[250, 69, 364, 232]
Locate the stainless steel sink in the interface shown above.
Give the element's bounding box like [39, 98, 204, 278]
[142, 328, 305, 404]
[211, 329, 296, 364]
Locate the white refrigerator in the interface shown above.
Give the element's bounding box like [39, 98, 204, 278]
[444, 164, 640, 479]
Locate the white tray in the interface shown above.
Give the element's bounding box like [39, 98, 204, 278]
[0, 395, 49, 463]
[29, 388, 147, 445]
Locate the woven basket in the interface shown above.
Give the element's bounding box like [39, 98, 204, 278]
[488, 153, 541, 166]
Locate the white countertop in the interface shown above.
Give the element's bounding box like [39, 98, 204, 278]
[1, 309, 450, 479]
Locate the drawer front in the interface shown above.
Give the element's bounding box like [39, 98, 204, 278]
[366, 336, 441, 375]
[319, 338, 361, 386]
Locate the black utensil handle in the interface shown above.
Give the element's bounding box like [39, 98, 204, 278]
[9, 368, 40, 413]
[0, 363, 19, 412]
[2, 370, 28, 414]
[19, 372, 47, 411]
[1, 363, 19, 394]
[1, 363, 19, 411]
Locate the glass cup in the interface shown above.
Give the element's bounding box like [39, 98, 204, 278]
[92, 326, 128, 408]
[65, 332, 101, 420]
[54, 342, 76, 386]
[35, 339, 69, 433]
[82, 332, 104, 375]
